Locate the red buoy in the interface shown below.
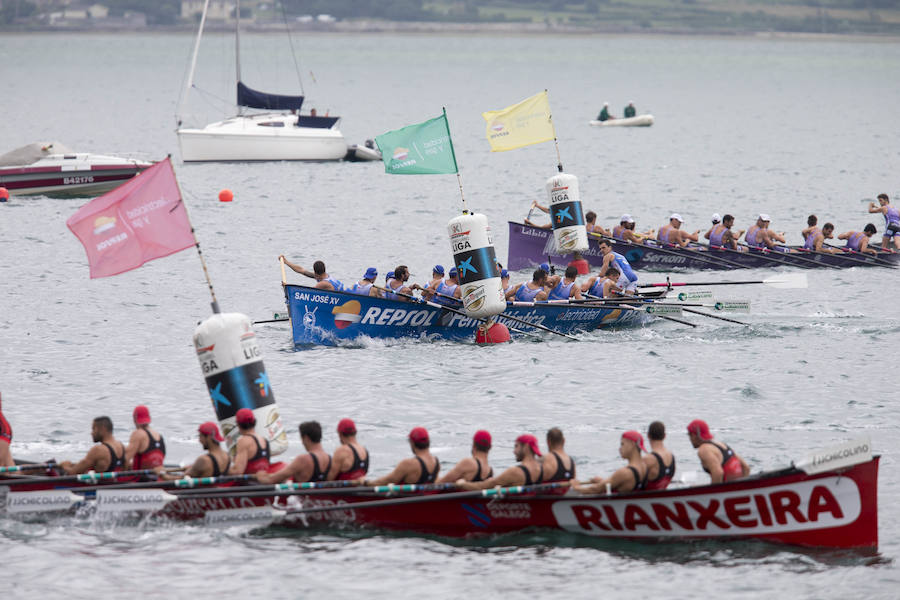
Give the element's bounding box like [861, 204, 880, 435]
[0, 187, 9, 202]
[218, 189, 234, 202]
[569, 258, 589, 275]
[475, 322, 511, 345]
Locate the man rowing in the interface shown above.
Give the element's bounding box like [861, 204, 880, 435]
[542, 427, 576, 485]
[687, 419, 750, 483]
[501, 269, 512, 296]
[547, 265, 583, 300]
[0, 393, 13, 467]
[643, 421, 675, 491]
[869, 193, 899, 251]
[422, 266, 461, 305]
[155, 422, 230, 480]
[327, 418, 369, 481]
[384, 265, 413, 301]
[598, 240, 637, 295]
[437, 430, 494, 483]
[230, 408, 271, 475]
[361, 427, 440, 486]
[803, 221, 836, 253]
[657, 214, 699, 247]
[570, 431, 648, 494]
[582, 267, 621, 299]
[585, 211, 611, 236]
[838, 224, 879, 255]
[507, 269, 550, 302]
[58, 416, 125, 474]
[612, 214, 653, 244]
[257, 421, 331, 484]
[744, 214, 792, 252]
[280, 257, 343, 291]
[706, 214, 743, 251]
[125, 405, 166, 470]
[456, 434, 544, 490]
[349, 267, 380, 297]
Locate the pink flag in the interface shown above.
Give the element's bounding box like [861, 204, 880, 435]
[67, 158, 195, 278]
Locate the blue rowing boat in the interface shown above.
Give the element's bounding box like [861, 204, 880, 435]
[283, 284, 649, 347]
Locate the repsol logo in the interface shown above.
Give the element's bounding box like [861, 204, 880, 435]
[360, 307, 437, 327]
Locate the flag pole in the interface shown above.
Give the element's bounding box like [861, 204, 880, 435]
[169, 157, 221, 314]
[444, 107, 468, 213]
[546, 89, 563, 173]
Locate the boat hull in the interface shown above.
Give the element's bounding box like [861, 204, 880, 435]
[507, 222, 900, 271]
[178, 114, 347, 162]
[589, 114, 654, 127]
[283, 284, 646, 347]
[0, 162, 150, 197]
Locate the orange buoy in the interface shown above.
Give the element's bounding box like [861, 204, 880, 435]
[569, 258, 589, 275]
[475, 322, 511, 345]
[0, 187, 9, 202]
[218, 189, 234, 203]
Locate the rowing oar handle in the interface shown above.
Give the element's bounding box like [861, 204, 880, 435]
[279, 256, 287, 286]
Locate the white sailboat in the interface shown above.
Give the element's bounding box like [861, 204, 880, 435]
[176, 0, 346, 162]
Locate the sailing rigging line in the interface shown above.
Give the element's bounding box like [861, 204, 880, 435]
[280, 1, 306, 95]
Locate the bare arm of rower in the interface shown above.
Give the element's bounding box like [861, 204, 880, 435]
[437, 457, 476, 484]
[326, 446, 352, 481]
[858, 237, 877, 255]
[457, 464, 526, 491]
[257, 454, 311, 484]
[0, 441, 12, 468]
[58, 445, 105, 475]
[364, 457, 418, 486]
[868, 203, 884, 214]
[570, 466, 632, 494]
[531, 201, 549, 214]
[698, 445, 725, 484]
[154, 455, 213, 480]
[278, 255, 314, 278]
[229, 437, 253, 475]
[124, 429, 147, 470]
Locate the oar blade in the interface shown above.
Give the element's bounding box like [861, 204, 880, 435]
[763, 273, 808, 289]
[644, 304, 683, 316]
[204, 506, 285, 528]
[5, 489, 82, 514]
[713, 301, 751, 312]
[95, 488, 178, 513]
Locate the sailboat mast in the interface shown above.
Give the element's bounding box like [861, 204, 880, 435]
[176, 0, 211, 126]
[235, 0, 242, 84]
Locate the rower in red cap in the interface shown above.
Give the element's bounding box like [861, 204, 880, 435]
[361, 427, 439, 485]
[156, 422, 230, 479]
[457, 434, 543, 490]
[571, 431, 648, 494]
[257, 421, 331, 484]
[438, 430, 494, 483]
[327, 418, 369, 481]
[125, 405, 166, 470]
[0, 393, 13, 467]
[230, 408, 271, 475]
[687, 419, 750, 483]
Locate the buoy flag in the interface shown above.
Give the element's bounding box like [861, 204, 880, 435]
[482, 90, 556, 152]
[66, 158, 195, 278]
[375, 111, 458, 175]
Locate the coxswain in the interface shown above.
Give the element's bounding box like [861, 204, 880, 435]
[279, 257, 343, 291]
[229, 408, 271, 475]
[384, 265, 413, 301]
[570, 431, 648, 494]
[327, 418, 369, 481]
[643, 421, 675, 491]
[838, 224, 879, 255]
[0, 393, 13, 467]
[868, 193, 900, 251]
[542, 427, 576, 485]
[362, 427, 439, 486]
[507, 268, 550, 301]
[125, 405, 166, 470]
[624, 102, 636, 118]
[597, 102, 614, 122]
[257, 421, 331, 484]
[349, 267, 380, 297]
[803, 221, 836, 253]
[547, 265, 583, 300]
[58, 416, 125, 474]
[585, 211, 611, 236]
[598, 240, 638, 295]
[582, 267, 621, 299]
[687, 419, 750, 483]
[612, 214, 653, 244]
[437, 430, 494, 483]
[657, 214, 699, 247]
[155, 422, 230, 480]
[457, 434, 544, 490]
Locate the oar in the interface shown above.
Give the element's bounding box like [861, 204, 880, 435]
[0, 463, 55, 474]
[169, 482, 460, 500]
[821, 244, 898, 267]
[60, 474, 257, 494]
[0, 468, 180, 488]
[588, 231, 743, 270]
[639, 272, 808, 290]
[680, 308, 749, 326]
[374, 285, 578, 341]
[253, 317, 289, 324]
[705, 243, 804, 270]
[738, 242, 840, 270]
[583, 293, 696, 327]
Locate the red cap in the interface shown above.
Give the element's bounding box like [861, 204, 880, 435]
[409, 427, 429, 444]
[235, 408, 256, 426]
[198, 421, 224, 442]
[516, 434, 542, 457]
[687, 419, 713, 441]
[133, 405, 151, 425]
[337, 418, 357, 435]
[622, 430, 646, 452]
[473, 430, 492, 448]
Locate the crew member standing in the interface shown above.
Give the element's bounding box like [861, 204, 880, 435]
[125, 405, 166, 470]
[327, 418, 369, 481]
[687, 419, 750, 483]
[868, 193, 900, 251]
[230, 408, 271, 475]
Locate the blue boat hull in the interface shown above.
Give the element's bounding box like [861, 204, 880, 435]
[284, 284, 647, 347]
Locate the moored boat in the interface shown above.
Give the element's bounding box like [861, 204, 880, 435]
[507, 221, 900, 272]
[0, 142, 151, 197]
[589, 114, 654, 127]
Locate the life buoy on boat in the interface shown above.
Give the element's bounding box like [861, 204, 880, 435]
[193, 313, 287, 456]
[546, 172, 588, 254]
[447, 212, 506, 319]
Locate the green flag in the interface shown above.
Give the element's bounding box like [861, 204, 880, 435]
[375, 112, 458, 175]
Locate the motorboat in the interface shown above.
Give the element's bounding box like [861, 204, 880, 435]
[344, 139, 382, 162]
[0, 142, 151, 197]
[589, 114, 654, 127]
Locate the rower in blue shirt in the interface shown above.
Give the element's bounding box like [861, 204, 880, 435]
[597, 240, 638, 295]
[279, 257, 343, 291]
[547, 266, 583, 300]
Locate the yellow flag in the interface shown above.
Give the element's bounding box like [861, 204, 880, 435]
[482, 91, 556, 152]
